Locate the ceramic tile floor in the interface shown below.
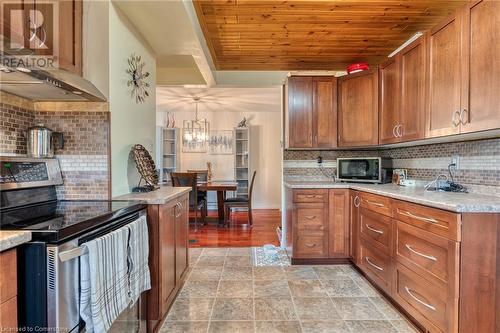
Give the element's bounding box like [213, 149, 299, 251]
[160, 248, 419, 333]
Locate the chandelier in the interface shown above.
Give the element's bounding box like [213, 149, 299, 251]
[183, 97, 209, 150]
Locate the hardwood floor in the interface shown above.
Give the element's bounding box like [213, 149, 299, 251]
[188, 209, 281, 248]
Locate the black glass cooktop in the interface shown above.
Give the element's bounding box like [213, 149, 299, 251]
[1, 200, 147, 243]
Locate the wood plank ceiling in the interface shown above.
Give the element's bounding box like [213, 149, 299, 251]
[193, 0, 466, 70]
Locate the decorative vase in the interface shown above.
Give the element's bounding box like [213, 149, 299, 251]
[165, 112, 170, 128]
[207, 162, 213, 182]
[170, 114, 175, 128]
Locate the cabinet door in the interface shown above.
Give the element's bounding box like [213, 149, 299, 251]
[313, 77, 337, 148]
[159, 203, 176, 315]
[426, 13, 463, 138]
[399, 36, 426, 142]
[338, 70, 379, 147]
[349, 191, 360, 264]
[286, 76, 313, 148]
[293, 203, 328, 258]
[379, 58, 400, 144]
[58, 0, 82, 74]
[461, 0, 500, 133]
[175, 197, 189, 283]
[328, 189, 349, 258]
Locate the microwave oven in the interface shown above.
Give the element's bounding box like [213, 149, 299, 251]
[336, 157, 393, 183]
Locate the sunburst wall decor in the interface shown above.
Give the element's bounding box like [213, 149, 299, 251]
[126, 53, 150, 103]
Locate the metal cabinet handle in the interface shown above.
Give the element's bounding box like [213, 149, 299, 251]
[405, 286, 436, 311]
[393, 125, 398, 138]
[398, 209, 438, 224]
[365, 224, 384, 235]
[405, 244, 437, 261]
[305, 243, 317, 248]
[175, 202, 182, 218]
[304, 215, 317, 220]
[365, 257, 384, 271]
[460, 109, 468, 125]
[354, 196, 360, 208]
[397, 124, 403, 137]
[452, 110, 461, 127]
[305, 195, 320, 199]
[364, 199, 385, 207]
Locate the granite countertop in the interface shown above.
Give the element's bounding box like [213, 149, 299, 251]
[113, 186, 191, 205]
[284, 180, 500, 213]
[0, 231, 31, 252]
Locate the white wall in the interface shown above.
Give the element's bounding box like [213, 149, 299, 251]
[109, 3, 156, 196]
[156, 87, 282, 209]
[82, 0, 109, 98]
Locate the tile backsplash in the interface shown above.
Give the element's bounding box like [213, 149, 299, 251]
[0, 102, 110, 200]
[284, 138, 500, 196]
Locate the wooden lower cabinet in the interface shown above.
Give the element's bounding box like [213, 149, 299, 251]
[286, 189, 349, 263]
[359, 238, 392, 294]
[0, 249, 17, 331]
[349, 191, 360, 264]
[145, 193, 190, 332]
[289, 187, 500, 332]
[352, 192, 498, 333]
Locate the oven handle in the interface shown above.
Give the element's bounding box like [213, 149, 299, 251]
[58, 210, 146, 262]
[59, 246, 88, 262]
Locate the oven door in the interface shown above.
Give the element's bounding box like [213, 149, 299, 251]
[337, 158, 381, 182]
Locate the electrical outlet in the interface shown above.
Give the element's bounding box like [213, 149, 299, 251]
[317, 156, 323, 164]
[451, 155, 460, 170]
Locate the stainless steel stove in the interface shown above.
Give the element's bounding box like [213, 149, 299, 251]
[0, 156, 147, 332]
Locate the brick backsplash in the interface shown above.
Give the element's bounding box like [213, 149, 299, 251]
[34, 111, 109, 155]
[284, 138, 500, 195]
[0, 102, 110, 200]
[0, 103, 35, 155]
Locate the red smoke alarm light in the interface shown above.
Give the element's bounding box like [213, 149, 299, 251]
[347, 63, 370, 74]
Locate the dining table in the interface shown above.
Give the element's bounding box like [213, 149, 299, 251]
[197, 181, 238, 223]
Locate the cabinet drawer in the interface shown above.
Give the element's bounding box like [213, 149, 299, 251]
[395, 221, 459, 287]
[0, 250, 17, 304]
[293, 190, 328, 203]
[295, 235, 328, 258]
[297, 207, 326, 232]
[359, 208, 392, 253]
[394, 263, 456, 333]
[359, 239, 392, 293]
[393, 201, 460, 241]
[360, 192, 392, 217]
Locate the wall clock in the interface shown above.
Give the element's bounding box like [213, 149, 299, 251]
[126, 53, 150, 103]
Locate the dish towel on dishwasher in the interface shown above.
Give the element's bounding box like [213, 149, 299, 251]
[79, 226, 130, 333]
[127, 215, 151, 304]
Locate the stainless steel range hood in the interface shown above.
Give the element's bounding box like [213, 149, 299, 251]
[0, 63, 107, 102]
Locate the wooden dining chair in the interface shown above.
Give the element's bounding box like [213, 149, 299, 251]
[223, 171, 257, 227]
[171, 172, 207, 230]
[187, 170, 209, 217]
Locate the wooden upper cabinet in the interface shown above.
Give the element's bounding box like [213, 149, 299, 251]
[379, 57, 400, 144]
[338, 70, 379, 147]
[313, 77, 338, 148]
[399, 36, 426, 142]
[461, 0, 500, 133]
[379, 36, 425, 145]
[426, 12, 463, 138]
[286, 76, 313, 148]
[286, 76, 337, 149]
[58, 0, 82, 75]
